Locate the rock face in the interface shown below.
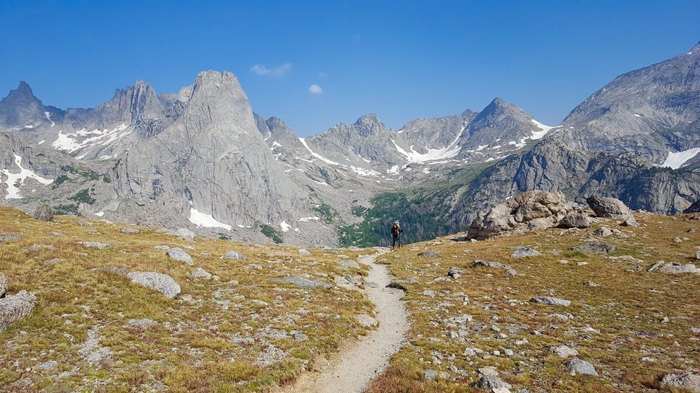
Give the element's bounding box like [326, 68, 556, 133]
[468, 191, 582, 239]
[126, 272, 181, 299]
[586, 196, 632, 218]
[0, 290, 37, 329]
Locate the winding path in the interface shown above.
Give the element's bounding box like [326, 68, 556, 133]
[283, 248, 409, 393]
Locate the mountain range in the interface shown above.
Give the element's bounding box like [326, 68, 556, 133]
[1, 42, 699, 246]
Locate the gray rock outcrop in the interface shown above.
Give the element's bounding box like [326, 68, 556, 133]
[0, 290, 37, 329]
[572, 243, 615, 253]
[167, 248, 193, 265]
[565, 359, 598, 376]
[473, 260, 517, 276]
[660, 372, 700, 393]
[33, 203, 53, 221]
[586, 196, 632, 218]
[531, 296, 571, 307]
[126, 272, 181, 299]
[274, 276, 331, 289]
[468, 191, 582, 239]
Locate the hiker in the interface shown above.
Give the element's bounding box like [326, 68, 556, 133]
[391, 221, 402, 249]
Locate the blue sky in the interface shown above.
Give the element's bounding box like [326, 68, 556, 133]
[1, 1, 698, 136]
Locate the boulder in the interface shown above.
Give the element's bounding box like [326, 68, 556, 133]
[551, 345, 579, 358]
[531, 296, 571, 306]
[595, 226, 613, 237]
[473, 260, 517, 276]
[477, 375, 511, 390]
[565, 359, 598, 376]
[469, 191, 583, 239]
[418, 250, 439, 258]
[33, 203, 54, 221]
[621, 215, 639, 227]
[167, 248, 193, 265]
[572, 243, 615, 253]
[0, 290, 37, 330]
[126, 272, 181, 299]
[79, 241, 111, 249]
[338, 259, 360, 269]
[512, 247, 541, 258]
[274, 276, 331, 289]
[652, 262, 699, 274]
[447, 266, 461, 279]
[0, 275, 7, 297]
[559, 213, 592, 229]
[660, 372, 700, 393]
[0, 233, 21, 243]
[221, 251, 245, 260]
[586, 196, 631, 218]
[121, 227, 140, 234]
[191, 267, 213, 280]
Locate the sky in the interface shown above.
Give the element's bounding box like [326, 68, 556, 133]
[1, 1, 699, 136]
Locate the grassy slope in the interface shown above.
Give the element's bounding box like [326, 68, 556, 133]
[0, 207, 374, 392]
[369, 213, 700, 393]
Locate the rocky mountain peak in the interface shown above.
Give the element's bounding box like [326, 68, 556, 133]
[97, 80, 164, 125]
[353, 113, 385, 136]
[0, 81, 54, 127]
[9, 81, 35, 100]
[690, 41, 700, 55]
[266, 116, 289, 130]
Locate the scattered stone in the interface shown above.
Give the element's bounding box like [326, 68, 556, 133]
[622, 215, 639, 227]
[338, 259, 360, 269]
[512, 247, 541, 258]
[127, 319, 158, 329]
[691, 327, 700, 335]
[79, 241, 111, 249]
[673, 237, 683, 243]
[191, 267, 213, 280]
[478, 367, 499, 376]
[357, 314, 378, 328]
[154, 245, 170, 251]
[0, 290, 36, 329]
[274, 276, 331, 289]
[652, 262, 699, 274]
[419, 250, 440, 258]
[93, 265, 130, 276]
[0, 233, 21, 243]
[167, 248, 193, 265]
[660, 372, 700, 393]
[422, 290, 436, 298]
[120, 227, 140, 234]
[448, 267, 461, 279]
[23, 244, 55, 253]
[492, 388, 512, 393]
[565, 359, 598, 376]
[595, 226, 613, 237]
[551, 345, 579, 358]
[586, 196, 631, 218]
[35, 360, 58, 371]
[78, 327, 112, 365]
[126, 272, 181, 299]
[179, 294, 193, 303]
[572, 242, 615, 253]
[222, 250, 245, 260]
[176, 228, 196, 240]
[0, 275, 6, 298]
[478, 375, 512, 390]
[584, 280, 600, 287]
[298, 248, 311, 256]
[697, 250, 700, 260]
[559, 213, 592, 229]
[473, 260, 517, 276]
[33, 203, 54, 221]
[424, 369, 437, 380]
[255, 345, 286, 366]
[292, 332, 308, 341]
[607, 255, 644, 264]
[43, 258, 64, 267]
[530, 296, 571, 307]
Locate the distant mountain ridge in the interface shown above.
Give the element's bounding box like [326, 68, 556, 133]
[1, 41, 699, 246]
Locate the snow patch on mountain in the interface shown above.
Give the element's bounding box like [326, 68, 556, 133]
[189, 208, 232, 231]
[2, 154, 53, 199]
[530, 119, 555, 140]
[391, 125, 465, 163]
[52, 124, 131, 157]
[660, 148, 700, 169]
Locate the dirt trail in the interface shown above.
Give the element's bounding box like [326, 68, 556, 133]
[282, 248, 409, 393]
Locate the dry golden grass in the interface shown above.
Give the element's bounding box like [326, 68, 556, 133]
[370, 213, 700, 393]
[0, 207, 374, 392]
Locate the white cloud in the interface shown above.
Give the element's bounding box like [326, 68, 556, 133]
[250, 63, 292, 77]
[308, 84, 323, 95]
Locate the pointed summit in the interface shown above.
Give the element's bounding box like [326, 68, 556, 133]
[0, 81, 55, 127]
